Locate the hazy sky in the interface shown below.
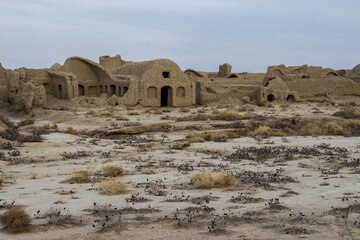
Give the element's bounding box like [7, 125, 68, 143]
[0, 0, 359, 72]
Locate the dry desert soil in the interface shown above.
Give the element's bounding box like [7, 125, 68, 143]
[1, 100, 360, 240]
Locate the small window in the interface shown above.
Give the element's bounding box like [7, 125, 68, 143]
[162, 71, 170, 78]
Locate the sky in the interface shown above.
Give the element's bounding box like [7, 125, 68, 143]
[0, 0, 359, 72]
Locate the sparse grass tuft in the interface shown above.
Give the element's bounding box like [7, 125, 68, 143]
[140, 167, 156, 175]
[333, 106, 360, 119]
[212, 110, 251, 121]
[102, 165, 123, 177]
[30, 173, 38, 179]
[0, 177, 5, 186]
[17, 119, 34, 127]
[191, 171, 238, 189]
[322, 122, 345, 135]
[0, 206, 31, 233]
[115, 115, 129, 121]
[250, 126, 286, 137]
[63, 171, 91, 184]
[187, 136, 206, 143]
[99, 179, 127, 195]
[341, 119, 360, 135]
[62, 127, 79, 135]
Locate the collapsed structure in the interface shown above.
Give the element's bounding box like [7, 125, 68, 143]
[0, 54, 360, 113]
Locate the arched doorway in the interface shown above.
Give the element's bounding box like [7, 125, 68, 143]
[160, 86, 173, 107]
[267, 94, 275, 102]
[286, 95, 295, 102]
[109, 85, 116, 96]
[78, 84, 85, 96]
[58, 84, 63, 99]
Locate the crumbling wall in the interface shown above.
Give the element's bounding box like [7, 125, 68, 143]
[47, 70, 78, 99]
[198, 78, 261, 104]
[285, 77, 360, 98]
[61, 57, 128, 98]
[0, 64, 8, 102]
[3, 68, 47, 113]
[218, 63, 232, 78]
[258, 77, 299, 104]
[263, 64, 360, 99]
[99, 54, 126, 74]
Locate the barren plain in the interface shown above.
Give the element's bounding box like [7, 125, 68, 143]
[1, 98, 360, 240]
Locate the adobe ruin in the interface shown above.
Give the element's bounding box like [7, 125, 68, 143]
[0, 54, 359, 113]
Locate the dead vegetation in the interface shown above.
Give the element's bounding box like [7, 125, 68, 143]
[98, 179, 127, 195]
[191, 171, 238, 189]
[60, 150, 91, 159]
[101, 165, 123, 177]
[17, 119, 34, 127]
[63, 171, 91, 184]
[0, 206, 32, 233]
[140, 167, 156, 174]
[333, 106, 360, 119]
[177, 110, 251, 122]
[34, 208, 80, 226]
[0, 117, 43, 142]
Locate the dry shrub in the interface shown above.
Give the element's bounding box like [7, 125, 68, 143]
[153, 109, 163, 115]
[102, 165, 123, 177]
[322, 122, 345, 135]
[30, 173, 38, 179]
[56, 189, 76, 195]
[192, 171, 238, 189]
[341, 119, 360, 135]
[299, 121, 346, 136]
[17, 119, 34, 127]
[0, 177, 4, 186]
[101, 111, 113, 117]
[115, 115, 129, 121]
[298, 123, 322, 136]
[187, 130, 244, 143]
[105, 123, 171, 135]
[212, 110, 250, 121]
[99, 179, 127, 195]
[177, 111, 250, 122]
[187, 136, 205, 143]
[64, 171, 91, 184]
[128, 112, 139, 115]
[62, 127, 79, 135]
[250, 126, 286, 137]
[333, 106, 360, 119]
[202, 131, 241, 141]
[140, 167, 156, 175]
[0, 206, 31, 233]
[162, 108, 172, 113]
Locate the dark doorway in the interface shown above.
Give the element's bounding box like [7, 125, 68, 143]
[161, 86, 172, 107]
[110, 85, 116, 96]
[267, 94, 275, 102]
[58, 84, 63, 99]
[286, 95, 295, 102]
[195, 81, 201, 105]
[123, 87, 128, 95]
[78, 84, 85, 96]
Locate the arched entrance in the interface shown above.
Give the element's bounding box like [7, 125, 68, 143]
[286, 95, 295, 102]
[58, 84, 63, 99]
[267, 94, 275, 102]
[160, 86, 173, 107]
[78, 84, 85, 96]
[109, 85, 116, 96]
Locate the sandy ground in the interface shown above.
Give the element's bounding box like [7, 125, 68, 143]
[0, 102, 360, 240]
